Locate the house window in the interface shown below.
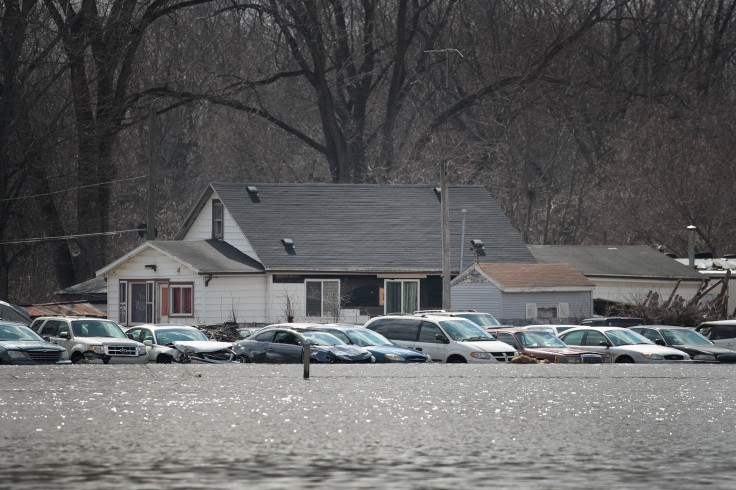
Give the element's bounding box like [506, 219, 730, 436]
[306, 280, 340, 317]
[170, 284, 193, 316]
[384, 279, 419, 314]
[212, 199, 223, 239]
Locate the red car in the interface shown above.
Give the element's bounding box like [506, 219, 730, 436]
[487, 328, 608, 363]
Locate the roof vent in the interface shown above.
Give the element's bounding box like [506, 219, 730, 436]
[470, 239, 484, 250]
[281, 238, 294, 247]
[433, 187, 441, 196]
[246, 185, 258, 195]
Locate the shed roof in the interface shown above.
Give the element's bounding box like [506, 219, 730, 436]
[177, 183, 536, 273]
[528, 245, 703, 280]
[475, 263, 595, 288]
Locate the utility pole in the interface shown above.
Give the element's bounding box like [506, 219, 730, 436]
[146, 105, 157, 241]
[425, 49, 463, 309]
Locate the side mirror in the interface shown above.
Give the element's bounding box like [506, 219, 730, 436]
[654, 339, 665, 346]
[59, 331, 70, 339]
[435, 333, 450, 344]
[144, 340, 153, 346]
[599, 340, 611, 347]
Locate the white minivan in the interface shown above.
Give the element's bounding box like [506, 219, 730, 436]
[364, 314, 517, 363]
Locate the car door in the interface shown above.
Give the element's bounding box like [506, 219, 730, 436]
[580, 330, 610, 355]
[44, 320, 73, 352]
[243, 330, 274, 362]
[414, 321, 448, 361]
[710, 325, 736, 350]
[496, 332, 522, 354]
[267, 331, 304, 363]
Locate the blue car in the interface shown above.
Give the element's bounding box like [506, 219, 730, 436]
[310, 324, 432, 363]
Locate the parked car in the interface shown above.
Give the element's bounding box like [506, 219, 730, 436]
[364, 314, 517, 363]
[308, 324, 431, 363]
[520, 324, 577, 337]
[630, 325, 736, 363]
[487, 328, 607, 363]
[580, 317, 645, 327]
[0, 321, 71, 365]
[559, 326, 691, 363]
[233, 325, 375, 363]
[31, 316, 148, 364]
[414, 310, 503, 328]
[694, 320, 736, 350]
[125, 324, 236, 363]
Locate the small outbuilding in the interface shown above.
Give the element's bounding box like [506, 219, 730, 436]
[451, 262, 595, 324]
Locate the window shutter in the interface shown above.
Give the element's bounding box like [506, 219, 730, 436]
[558, 302, 570, 318]
[525, 303, 537, 319]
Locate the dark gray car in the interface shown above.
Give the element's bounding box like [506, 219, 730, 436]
[631, 325, 736, 363]
[233, 326, 375, 363]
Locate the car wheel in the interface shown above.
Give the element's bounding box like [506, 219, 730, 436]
[615, 356, 634, 363]
[71, 352, 84, 364]
[156, 355, 172, 364]
[235, 355, 250, 363]
[446, 355, 467, 363]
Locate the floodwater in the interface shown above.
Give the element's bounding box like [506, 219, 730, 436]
[1, 363, 735, 489]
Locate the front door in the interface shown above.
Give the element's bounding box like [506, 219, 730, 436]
[157, 283, 169, 324]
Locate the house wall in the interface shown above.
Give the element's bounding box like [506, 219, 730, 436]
[103, 248, 269, 325]
[182, 196, 259, 260]
[592, 278, 702, 305]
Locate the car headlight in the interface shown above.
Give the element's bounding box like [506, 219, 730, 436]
[470, 352, 490, 359]
[89, 345, 105, 354]
[693, 354, 717, 361]
[383, 353, 405, 362]
[425, 354, 432, 362]
[640, 353, 663, 360]
[8, 350, 27, 360]
[138, 346, 147, 356]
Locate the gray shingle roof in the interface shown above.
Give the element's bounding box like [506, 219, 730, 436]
[528, 245, 704, 280]
[152, 239, 265, 274]
[180, 183, 535, 273]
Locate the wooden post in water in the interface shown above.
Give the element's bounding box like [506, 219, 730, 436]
[303, 344, 310, 379]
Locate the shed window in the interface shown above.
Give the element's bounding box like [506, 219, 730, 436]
[384, 280, 419, 314]
[306, 280, 340, 317]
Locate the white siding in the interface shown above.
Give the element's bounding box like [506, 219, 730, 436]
[182, 195, 260, 260]
[103, 248, 199, 323]
[102, 247, 269, 325]
[593, 278, 701, 305]
[269, 282, 305, 323]
[198, 275, 268, 324]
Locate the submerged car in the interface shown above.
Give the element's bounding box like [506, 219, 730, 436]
[32, 316, 148, 364]
[559, 326, 691, 363]
[308, 324, 431, 363]
[125, 324, 236, 363]
[630, 325, 736, 363]
[488, 328, 607, 363]
[233, 325, 375, 363]
[0, 321, 71, 365]
[520, 324, 577, 337]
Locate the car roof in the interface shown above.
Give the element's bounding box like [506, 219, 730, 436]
[562, 326, 627, 332]
[132, 324, 199, 331]
[697, 320, 736, 326]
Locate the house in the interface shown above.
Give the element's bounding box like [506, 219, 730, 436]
[97, 183, 536, 327]
[528, 245, 706, 313]
[451, 262, 595, 324]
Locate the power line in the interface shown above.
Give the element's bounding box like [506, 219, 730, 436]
[0, 175, 146, 203]
[0, 229, 142, 246]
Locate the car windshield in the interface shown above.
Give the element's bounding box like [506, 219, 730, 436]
[301, 332, 345, 346]
[156, 328, 209, 344]
[0, 324, 44, 341]
[237, 328, 260, 338]
[662, 329, 713, 346]
[71, 320, 127, 339]
[517, 331, 568, 349]
[605, 329, 653, 346]
[439, 319, 495, 341]
[456, 313, 501, 327]
[345, 329, 393, 347]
